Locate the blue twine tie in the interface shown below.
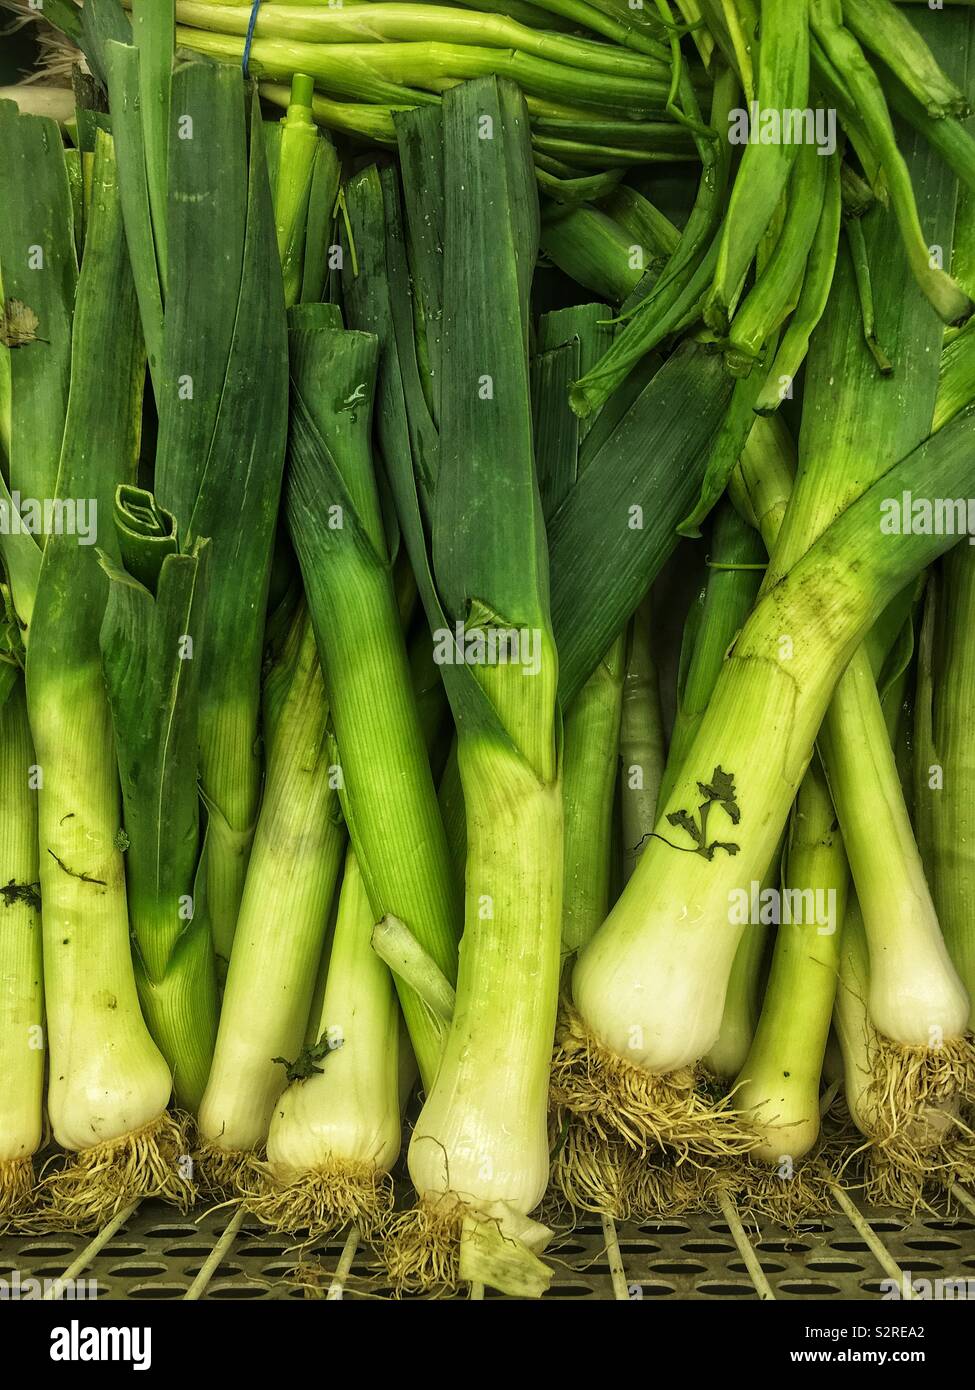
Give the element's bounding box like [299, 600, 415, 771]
[242, 0, 263, 78]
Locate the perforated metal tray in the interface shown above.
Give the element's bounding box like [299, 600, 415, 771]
[3, 1196, 974, 1299]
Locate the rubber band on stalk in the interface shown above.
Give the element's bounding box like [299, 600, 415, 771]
[242, 0, 263, 79]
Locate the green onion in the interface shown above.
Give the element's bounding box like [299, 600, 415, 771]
[175, 26, 675, 116]
[755, 151, 842, 416]
[810, 0, 972, 324]
[842, 0, 970, 120]
[173, 2, 673, 80]
[568, 66, 737, 417]
[833, 892, 971, 1206]
[725, 140, 829, 374]
[766, 140, 970, 1095]
[734, 757, 849, 1165]
[705, 0, 810, 334]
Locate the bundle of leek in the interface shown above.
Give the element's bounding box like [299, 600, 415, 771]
[559, 404, 975, 1176]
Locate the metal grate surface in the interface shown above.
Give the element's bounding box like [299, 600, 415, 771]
[2, 1199, 974, 1299]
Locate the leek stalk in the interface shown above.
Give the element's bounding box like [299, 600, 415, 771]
[0, 680, 42, 1220]
[196, 601, 346, 1178]
[284, 310, 459, 1091]
[99, 486, 216, 1112]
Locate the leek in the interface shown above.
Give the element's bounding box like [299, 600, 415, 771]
[0, 100, 76, 636]
[99, 487, 216, 1112]
[372, 78, 562, 1297]
[284, 308, 459, 1091]
[29, 131, 189, 1229]
[196, 600, 345, 1184]
[152, 68, 290, 971]
[99, 30, 291, 970]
